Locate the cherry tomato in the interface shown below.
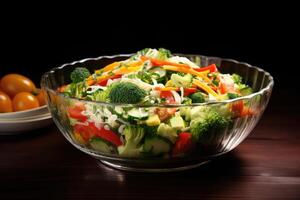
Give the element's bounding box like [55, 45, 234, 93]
[0, 91, 13, 113]
[0, 74, 36, 97]
[35, 89, 46, 106]
[12, 92, 40, 111]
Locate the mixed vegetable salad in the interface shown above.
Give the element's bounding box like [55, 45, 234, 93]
[58, 48, 254, 158]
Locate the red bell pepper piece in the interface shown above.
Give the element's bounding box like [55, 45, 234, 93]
[97, 74, 122, 86]
[95, 126, 123, 146]
[183, 88, 197, 96]
[155, 90, 177, 121]
[155, 87, 197, 97]
[74, 122, 98, 141]
[74, 122, 122, 146]
[194, 64, 218, 73]
[172, 132, 194, 156]
[160, 90, 176, 103]
[140, 56, 191, 69]
[68, 103, 87, 122]
[231, 101, 255, 118]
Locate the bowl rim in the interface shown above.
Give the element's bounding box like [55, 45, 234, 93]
[41, 53, 274, 108]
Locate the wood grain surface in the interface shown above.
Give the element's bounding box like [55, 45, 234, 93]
[1, 89, 299, 200]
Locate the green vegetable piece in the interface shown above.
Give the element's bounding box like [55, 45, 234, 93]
[180, 107, 192, 121]
[70, 67, 91, 83]
[171, 73, 193, 87]
[157, 123, 178, 143]
[227, 93, 240, 99]
[157, 48, 172, 60]
[190, 108, 230, 142]
[64, 82, 88, 98]
[109, 82, 147, 104]
[90, 137, 117, 154]
[118, 125, 145, 157]
[240, 86, 253, 96]
[170, 115, 185, 130]
[127, 108, 149, 120]
[232, 73, 242, 84]
[143, 134, 172, 156]
[146, 114, 161, 126]
[189, 92, 205, 103]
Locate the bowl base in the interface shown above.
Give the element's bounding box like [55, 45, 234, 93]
[99, 160, 210, 172]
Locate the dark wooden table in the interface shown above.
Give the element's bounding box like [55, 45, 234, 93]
[1, 89, 299, 200]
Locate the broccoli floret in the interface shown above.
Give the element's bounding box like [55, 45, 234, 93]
[94, 89, 110, 102]
[190, 108, 230, 142]
[118, 125, 145, 157]
[131, 48, 172, 61]
[142, 125, 158, 135]
[109, 82, 147, 104]
[227, 93, 240, 99]
[232, 73, 242, 84]
[189, 92, 206, 103]
[157, 48, 172, 60]
[70, 67, 91, 83]
[171, 73, 193, 87]
[85, 84, 115, 102]
[136, 48, 150, 56]
[63, 82, 87, 98]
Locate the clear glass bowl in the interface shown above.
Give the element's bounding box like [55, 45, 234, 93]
[41, 54, 274, 172]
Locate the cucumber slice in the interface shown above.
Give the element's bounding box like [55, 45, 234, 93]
[143, 135, 172, 156]
[90, 137, 117, 154]
[114, 106, 124, 116]
[127, 108, 149, 120]
[240, 86, 253, 96]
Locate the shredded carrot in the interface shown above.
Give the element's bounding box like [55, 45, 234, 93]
[193, 79, 220, 98]
[155, 87, 180, 91]
[162, 65, 211, 83]
[95, 61, 121, 74]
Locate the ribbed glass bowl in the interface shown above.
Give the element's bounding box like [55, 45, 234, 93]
[41, 54, 274, 172]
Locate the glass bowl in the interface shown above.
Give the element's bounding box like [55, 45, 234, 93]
[41, 54, 274, 172]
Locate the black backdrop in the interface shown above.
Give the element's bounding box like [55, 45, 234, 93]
[0, 7, 298, 91]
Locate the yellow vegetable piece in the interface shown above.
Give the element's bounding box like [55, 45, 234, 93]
[163, 65, 211, 83]
[146, 114, 161, 126]
[74, 132, 87, 145]
[165, 80, 175, 87]
[87, 61, 143, 86]
[128, 60, 143, 67]
[95, 61, 121, 74]
[158, 87, 179, 91]
[193, 79, 220, 98]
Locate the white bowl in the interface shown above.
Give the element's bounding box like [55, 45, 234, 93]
[0, 113, 52, 134]
[0, 105, 49, 119]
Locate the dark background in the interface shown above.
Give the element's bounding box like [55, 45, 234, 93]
[1, 6, 300, 200]
[0, 6, 298, 91]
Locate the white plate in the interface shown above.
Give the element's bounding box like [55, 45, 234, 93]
[0, 114, 53, 135]
[0, 105, 49, 119]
